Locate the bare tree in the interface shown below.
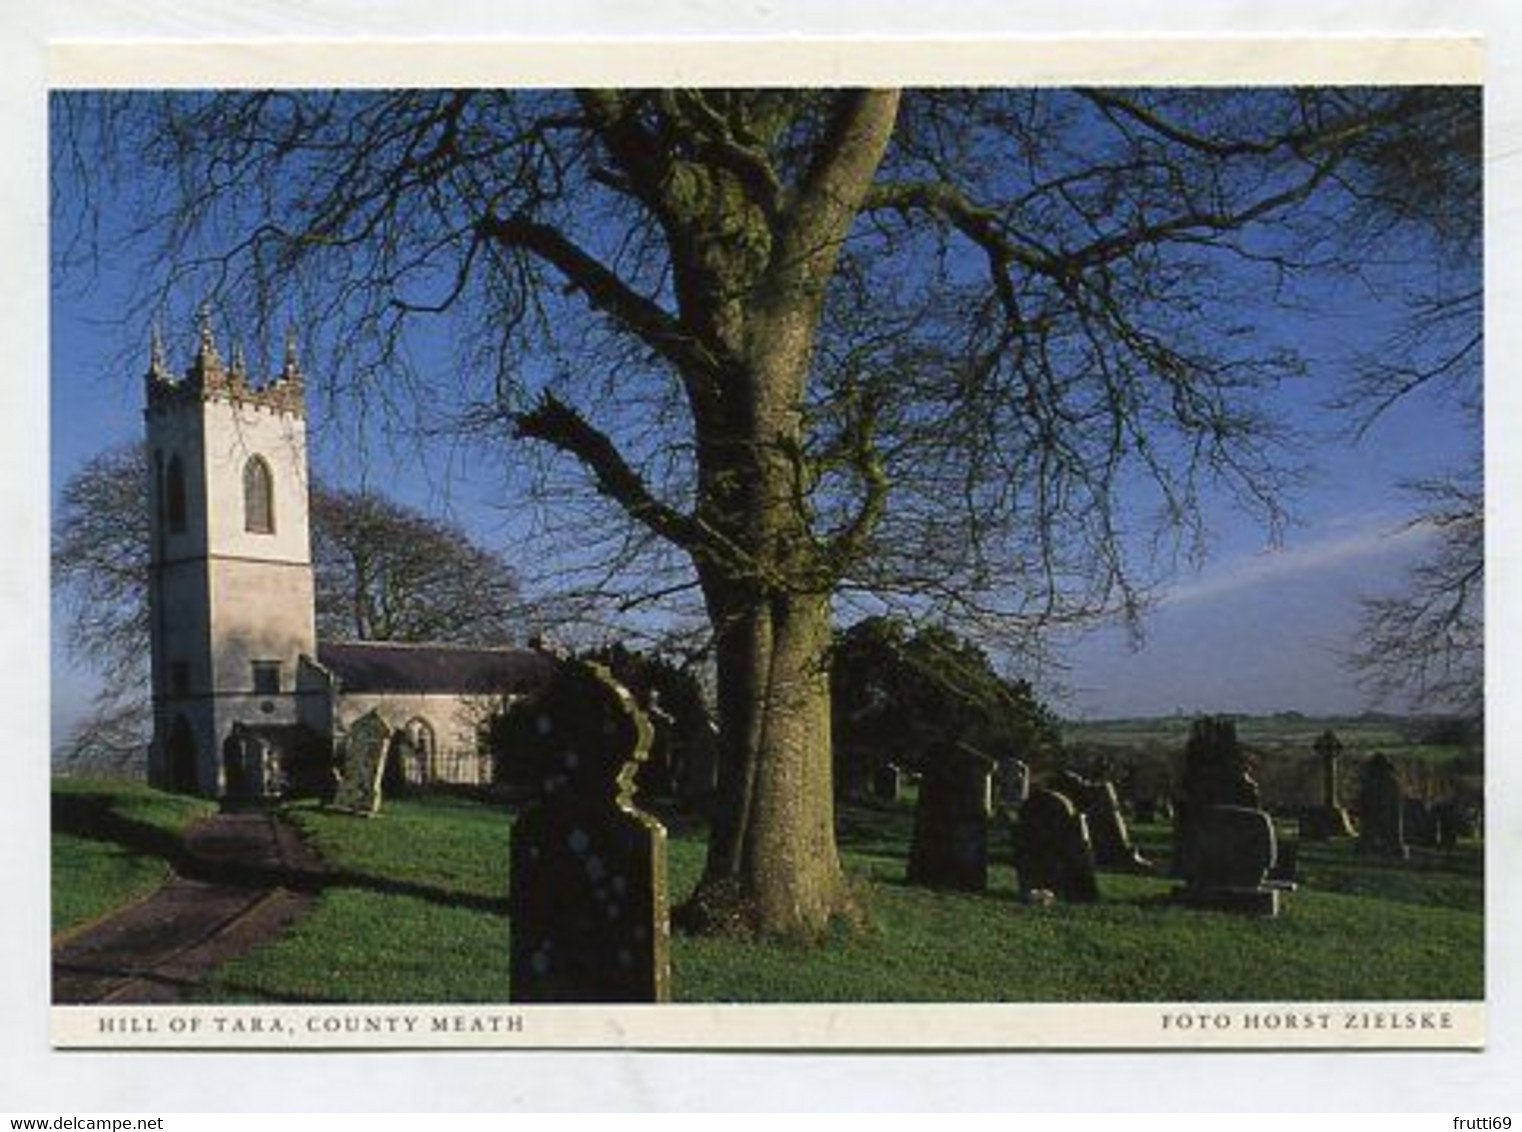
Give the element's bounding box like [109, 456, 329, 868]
[313, 486, 521, 644]
[51, 445, 153, 769]
[52, 442, 526, 764]
[1348, 475, 1482, 718]
[52, 87, 1462, 934]
[1328, 89, 1482, 718]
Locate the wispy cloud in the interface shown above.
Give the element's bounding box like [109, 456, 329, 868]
[1161, 514, 1437, 608]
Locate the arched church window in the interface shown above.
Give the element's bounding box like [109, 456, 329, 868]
[165, 453, 187, 534]
[244, 455, 275, 533]
[405, 717, 436, 782]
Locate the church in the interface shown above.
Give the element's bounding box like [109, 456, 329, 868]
[143, 317, 555, 800]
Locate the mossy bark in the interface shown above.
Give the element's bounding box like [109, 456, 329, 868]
[685, 585, 850, 937]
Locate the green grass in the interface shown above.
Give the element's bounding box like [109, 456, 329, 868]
[191, 791, 1483, 1005]
[50, 775, 217, 935]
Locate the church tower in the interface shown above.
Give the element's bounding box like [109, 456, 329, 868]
[144, 313, 317, 797]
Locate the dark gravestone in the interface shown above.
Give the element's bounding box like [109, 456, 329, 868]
[994, 757, 1030, 808]
[331, 710, 390, 816]
[1404, 798, 1439, 849]
[221, 730, 256, 804]
[907, 743, 994, 892]
[1433, 801, 1476, 849]
[509, 661, 670, 1003]
[383, 731, 418, 798]
[1358, 754, 1409, 859]
[872, 762, 905, 803]
[1010, 787, 1099, 903]
[1052, 770, 1152, 873]
[1176, 804, 1288, 916]
[223, 723, 300, 804]
[1173, 717, 1260, 879]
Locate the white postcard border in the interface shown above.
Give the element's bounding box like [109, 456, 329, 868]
[48, 35, 1481, 90]
[11, 11, 1516, 1110]
[51, 1002, 1484, 1051]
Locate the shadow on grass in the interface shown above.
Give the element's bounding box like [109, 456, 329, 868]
[310, 868, 511, 917]
[52, 792, 193, 870]
[56, 792, 510, 919]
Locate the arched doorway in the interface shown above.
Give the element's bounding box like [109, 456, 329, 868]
[167, 714, 199, 795]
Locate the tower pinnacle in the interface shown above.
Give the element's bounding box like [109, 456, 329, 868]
[196, 304, 221, 369]
[282, 325, 302, 381]
[148, 320, 170, 382]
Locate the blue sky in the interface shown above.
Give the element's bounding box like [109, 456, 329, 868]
[47, 89, 1480, 732]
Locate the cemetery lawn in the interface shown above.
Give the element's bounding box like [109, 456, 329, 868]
[189, 793, 1483, 1004]
[50, 776, 217, 936]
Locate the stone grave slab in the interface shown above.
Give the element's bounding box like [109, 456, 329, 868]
[906, 743, 994, 892]
[1010, 786, 1099, 903]
[1175, 803, 1289, 917]
[509, 660, 670, 1003]
[330, 710, 390, 816]
[1357, 753, 1410, 859]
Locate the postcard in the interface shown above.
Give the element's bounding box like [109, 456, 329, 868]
[40, 34, 1487, 1059]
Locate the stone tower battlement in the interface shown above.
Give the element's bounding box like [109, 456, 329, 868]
[145, 311, 305, 418]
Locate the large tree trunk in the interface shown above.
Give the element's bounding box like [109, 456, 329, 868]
[682, 582, 853, 937]
[638, 91, 905, 938]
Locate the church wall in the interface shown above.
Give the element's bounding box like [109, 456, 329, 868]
[206, 557, 317, 702]
[334, 692, 505, 786]
[149, 560, 213, 696]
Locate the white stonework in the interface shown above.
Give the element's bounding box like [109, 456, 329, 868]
[145, 319, 550, 799]
[333, 693, 499, 785]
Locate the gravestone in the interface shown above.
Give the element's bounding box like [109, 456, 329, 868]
[1432, 801, 1476, 849]
[637, 690, 678, 799]
[331, 710, 391, 816]
[907, 743, 995, 892]
[222, 730, 255, 804]
[1173, 717, 1260, 879]
[994, 757, 1030, 808]
[1357, 753, 1409, 859]
[1175, 804, 1290, 916]
[1010, 786, 1099, 903]
[1300, 730, 1356, 840]
[383, 731, 418, 798]
[1403, 797, 1438, 849]
[509, 660, 670, 1003]
[872, 762, 905, 803]
[1052, 770, 1152, 873]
